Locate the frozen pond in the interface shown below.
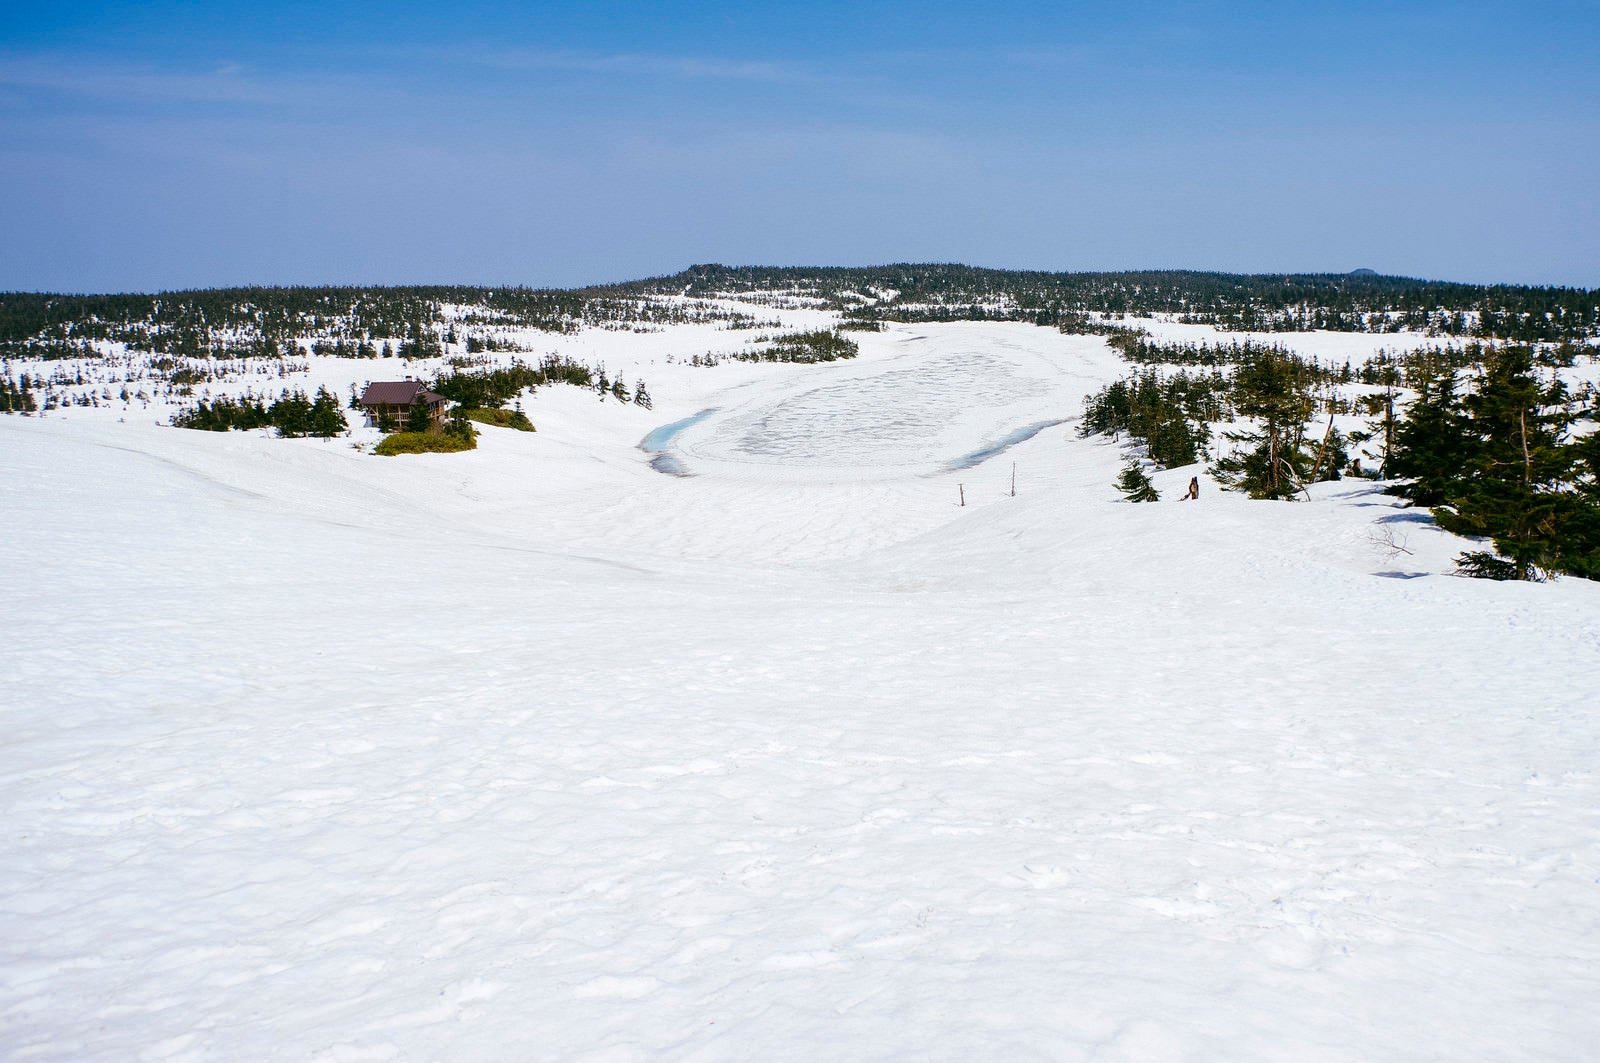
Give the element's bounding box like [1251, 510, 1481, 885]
[653, 329, 1096, 477]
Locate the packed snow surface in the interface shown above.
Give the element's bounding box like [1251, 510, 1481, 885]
[3, 321, 1599, 1061]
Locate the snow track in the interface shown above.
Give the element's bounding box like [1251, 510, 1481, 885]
[3, 322, 1598, 1061]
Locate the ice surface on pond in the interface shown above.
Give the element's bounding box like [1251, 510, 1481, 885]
[705, 354, 1030, 465]
[945, 418, 1067, 470]
[639, 407, 718, 453]
[640, 408, 716, 475]
[663, 332, 1087, 477]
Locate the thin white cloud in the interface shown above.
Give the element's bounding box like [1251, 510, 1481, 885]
[449, 47, 809, 85]
[0, 45, 825, 120]
[0, 55, 356, 108]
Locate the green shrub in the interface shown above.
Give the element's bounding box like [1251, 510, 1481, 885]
[462, 407, 535, 431]
[373, 429, 477, 455]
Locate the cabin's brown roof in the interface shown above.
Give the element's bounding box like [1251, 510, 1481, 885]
[360, 381, 446, 406]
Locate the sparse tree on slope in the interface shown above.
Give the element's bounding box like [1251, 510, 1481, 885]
[1210, 346, 1316, 499]
[1116, 460, 1160, 502]
[1432, 347, 1579, 578]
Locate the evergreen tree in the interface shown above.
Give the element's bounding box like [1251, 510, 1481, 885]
[1080, 379, 1132, 438]
[272, 391, 314, 437]
[1557, 392, 1600, 577]
[1367, 363, 1400, 477]
[444, 410, 475, 443]
[1386, 366, 1472, 505]
[1574, 393, 1600, 505]
[1455, 551, 1523, 580]
[1079, 369, 1220, 467]
[1433, 347, 1577, 578]
[1211, 347, 1316, 499]
[309, 387, 347, 438]
[632, 380, 652, 409]
[0, 373, 37, 414]
[406, 396, 433, 434]
[1146, 413, 1200, 468]
[1116, 460, 1160, 502]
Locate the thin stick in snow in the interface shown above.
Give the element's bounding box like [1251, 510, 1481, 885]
[1304, 411, 1338, 497]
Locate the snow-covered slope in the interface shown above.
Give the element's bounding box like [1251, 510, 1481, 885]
[3, 321, 1598, 1061]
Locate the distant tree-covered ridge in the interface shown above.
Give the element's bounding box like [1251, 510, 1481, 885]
[4, 267, 1596, 364]
[0, 284, 759, 363]
[618, 265, 1600, 342]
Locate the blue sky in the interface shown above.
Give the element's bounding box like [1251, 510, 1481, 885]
[2, 1, 1596, 291]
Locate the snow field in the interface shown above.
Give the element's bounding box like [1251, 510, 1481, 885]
[2, 319, 1599, 1060]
